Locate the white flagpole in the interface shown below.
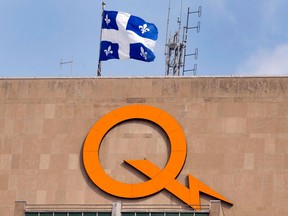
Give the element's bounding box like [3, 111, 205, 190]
[97, 1, 106, 76]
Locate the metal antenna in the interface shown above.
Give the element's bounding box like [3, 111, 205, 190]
[182, 6, 202, 76]
[164, 0, 171, 75]
[165, 0, 185, 76]
[165, 2, 202, 76]
[60, 57, 73, 76]
[180, 0, 184, 21]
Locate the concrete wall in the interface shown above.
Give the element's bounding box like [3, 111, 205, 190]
[0, 77, 288, 216]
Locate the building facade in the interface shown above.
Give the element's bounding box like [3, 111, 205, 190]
[0, 77, 288, 216]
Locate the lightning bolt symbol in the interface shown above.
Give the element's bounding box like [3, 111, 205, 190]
[125, 160, 233, 210]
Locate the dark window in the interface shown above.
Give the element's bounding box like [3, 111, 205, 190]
[25, 213, 38, 216]
[40, 213, 53, 216]
[83, 213, 96, 216]
[122, 213, 134, 216]
[25, 211, 208, 216]
[151, 213, 164, 216]
[55, 213, 67, 216]
[166, 213, 179, 216]
[98, 213, 111, 216]
[69, 213, 82, 216]
[181, 213, 193, 216]
[136, 213, 149, 216]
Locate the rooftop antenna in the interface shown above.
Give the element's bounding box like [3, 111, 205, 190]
[165, 1, 202, 76]
[60, 57, 73, 77]
[165, 0, 184, 76]
[182, 6, 202, 75]
[164, 0, 171, 74]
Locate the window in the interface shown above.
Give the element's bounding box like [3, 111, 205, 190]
[25, 213, 111, 216]
[151, 213, 164, 216]
[55, 213, 67, 216]
[166, 213, 178, 216]
[136, 213, 149, 216]
[25, 214, 38, 216]
[40, 214, 53, 216]
[83, 213, 96, 216]
[25, 212, 208, 216]
[121, 213, 208, 216]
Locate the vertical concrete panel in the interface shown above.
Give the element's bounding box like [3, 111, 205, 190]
[13, 201, 26, 216]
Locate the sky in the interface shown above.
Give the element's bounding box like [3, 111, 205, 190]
[1, 0, 288, 78]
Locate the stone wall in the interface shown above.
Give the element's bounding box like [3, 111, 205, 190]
[0, 77, 288, 216]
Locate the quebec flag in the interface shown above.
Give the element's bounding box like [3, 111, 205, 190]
[100, 10, 158, 62]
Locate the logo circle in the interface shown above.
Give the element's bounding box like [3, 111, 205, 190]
[83, 104, 187, 198]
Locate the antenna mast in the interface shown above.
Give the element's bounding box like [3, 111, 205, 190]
[182, 6, 202, 75]
[164, 0, 171, 75]
[165, 1, 202, 76]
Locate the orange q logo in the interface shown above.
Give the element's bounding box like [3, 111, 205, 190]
[83, 104, 232, 209]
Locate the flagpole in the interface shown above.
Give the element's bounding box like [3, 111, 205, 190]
[97, 1, 105, 77]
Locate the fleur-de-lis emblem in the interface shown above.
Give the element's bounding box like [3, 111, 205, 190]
[104, 45, 113, 56]
[140, 47, 148, 60]
[139, 23, 150, 34]
[104, 14, 110, 25]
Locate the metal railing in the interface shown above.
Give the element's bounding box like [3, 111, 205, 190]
[24, 202, 210, 215]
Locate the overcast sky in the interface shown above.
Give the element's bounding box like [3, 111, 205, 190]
[1, 0, 288, 77]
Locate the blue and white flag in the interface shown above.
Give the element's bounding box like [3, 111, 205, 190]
[100, 10, 158, 62]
